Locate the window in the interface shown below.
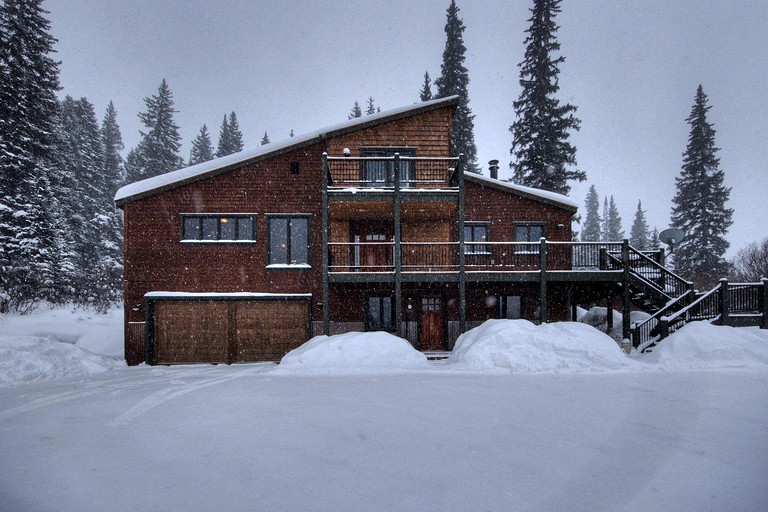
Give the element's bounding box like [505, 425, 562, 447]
[267, 216, 310, 266]
[360, 147, 416, 187]
[514, 223, 545, 254]
[499, 295, 522, 319]
[367, 296, 394, 331]
[181, 215, 256, 242]
[464, 223, 490, 254]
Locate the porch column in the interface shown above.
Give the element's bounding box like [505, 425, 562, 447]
[621, 239, 631, 340]
[322, 153, 330, 335]
[539, 237, 548, 323]
[761, 278, 768, 330]
[394, 154, 403, 337]
[457, 154, 466, 334]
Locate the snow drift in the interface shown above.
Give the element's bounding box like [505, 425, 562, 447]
[449, 319, 635, 372]
[277, 331, 429, 373]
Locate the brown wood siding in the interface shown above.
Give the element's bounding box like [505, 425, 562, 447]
[154, 301, 231, 364]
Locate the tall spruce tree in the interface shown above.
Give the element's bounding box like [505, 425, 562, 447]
[419, 71, 433, 101]
[260, 131, 270, 145]
[580, 184, 601, 242]
[226, 111, 243, 153]
[348, 101, 362, 119]
[434, 0, 478, 172]
[366, 97, 377, 115]
[0, 0, 62, 311]
[602, 196, 624, 241]
[670, 85, 732, 286]
[101, 101, 124, 197]
[510, 0, 584, 194]
[123, 79, 184, 183]
[629, 200, 650, 249]
[650, 227, 660, 249]
[188, 124, 214, 165]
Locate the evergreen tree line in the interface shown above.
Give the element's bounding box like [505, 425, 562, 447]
[579, 184, 659, 250]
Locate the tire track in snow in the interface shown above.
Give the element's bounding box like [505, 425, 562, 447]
[109, 366, 266, 427]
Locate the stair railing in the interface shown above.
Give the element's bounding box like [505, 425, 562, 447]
[631, 289, 694, 351]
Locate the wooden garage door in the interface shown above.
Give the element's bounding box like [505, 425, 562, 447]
[151, 299, 309, 364]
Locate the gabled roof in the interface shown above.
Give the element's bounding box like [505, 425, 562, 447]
[464, 173, 578, 211]
[114, 95, 460, 207]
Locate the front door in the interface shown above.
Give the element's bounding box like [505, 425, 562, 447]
[420, 295, 446, 351]
[351, 222, 393, 271]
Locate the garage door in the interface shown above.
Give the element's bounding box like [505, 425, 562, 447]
[148, 295, 311, 364]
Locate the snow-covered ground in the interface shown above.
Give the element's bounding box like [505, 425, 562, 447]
[1, 307, 767, 511]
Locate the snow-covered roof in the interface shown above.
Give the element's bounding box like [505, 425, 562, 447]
[115, 96, 460, 206]
[464, 173, 579, 211]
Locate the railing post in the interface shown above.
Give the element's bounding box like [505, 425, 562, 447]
[621, 239, 631, 340]
[718, 278, 729, 326]
[458, 153, 466, 336]
[322, 153, 330, 335]
[539, 238, 548, 323]
[659, 317, 670, 340]
[599, 247, 607, 270]
[760, 278, 768, 330]
[393, 153, 402, 337]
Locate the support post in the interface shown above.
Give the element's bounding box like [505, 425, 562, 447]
[659, 316, 670, 340]
[322, 153, 330, 335]
[457, 154, 466, 335]
[539, 237, 548, 323]
[621, 239, 631, 340]
[760, 278, 768, 329]
[394, 153, 403, 337]
[718, 278, 729, 326]
[606, 291, 614, 333]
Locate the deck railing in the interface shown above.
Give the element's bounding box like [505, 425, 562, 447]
[326, 156, 460, 189]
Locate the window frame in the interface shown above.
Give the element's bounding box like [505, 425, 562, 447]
[266, 214, 312, 268]
[513, 222, 546, 254]
[180, 213, 258, 244]
[366, 294, 395, 332]
[359, 147, 416, 187]
[464, 222, 491, 255]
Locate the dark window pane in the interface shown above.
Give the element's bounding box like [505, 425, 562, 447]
[504, 295, 522, 319]
[515, 225, 528, 242]
[381, 297, 393, 329]
[202, 218, 218, 240]
[289, 218, 308, 264]
[269, 218, 288, 264]
[219, 217, 236, 240]
[237, 217, 254, 240]
[182, 217, 200, 240]
[531, 225, 544, 241]
[367, 297, 381, 329]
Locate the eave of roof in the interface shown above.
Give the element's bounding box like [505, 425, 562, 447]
[464, 173, 579, 211]
[114, 95, 460, 207]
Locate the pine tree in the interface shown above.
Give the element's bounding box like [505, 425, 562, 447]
[670, 85, 733, 286]
[216, 115, 230, 157]
[580, 184, 601, 241]
[650, 227, 660, 249]
[365, 97, 377, 115]
[629, 201, 650, 249]
[435, 0, 478, 172]
[0, 0, 62, 311]
[510, 0, 584, 194]
[260, 131, 270, 145]
[348, 101, 362, 119]
[602, 196, 624, 241]
[227, 111, 243, 153]
[123, 79, 184, 183]
[188, 124, 214, 165]
[101, 101, 124, 195]
[419, 71, 433, 101]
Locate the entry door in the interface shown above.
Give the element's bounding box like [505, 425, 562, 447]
[420, 295, 446, 351]
[351, 222, 393, 270]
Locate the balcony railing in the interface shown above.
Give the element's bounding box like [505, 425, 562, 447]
[325, 156, 460, 189]
[327, 241, 645, 272]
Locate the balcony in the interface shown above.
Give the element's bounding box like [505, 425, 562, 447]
[324, 155, 461, 191]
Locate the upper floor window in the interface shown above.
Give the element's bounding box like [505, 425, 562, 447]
[181, 214, 256, 242]
[360, 147, 416, 187]
[267, 215, 310, 267]
[515, 223, 545, 254]
[464, 222, 490, 254]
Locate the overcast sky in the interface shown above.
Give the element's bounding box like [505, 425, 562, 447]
[46, 0, 768, 258]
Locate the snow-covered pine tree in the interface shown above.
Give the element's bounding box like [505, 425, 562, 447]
[0, 0, 62, 311]
[419, 71, 433, 102]
[348, 101, 362, 119]
[260, 131, 270, 145]
[649, 227, 660, 249]
[670, 85, 733, 287]
[510, 0, 584, 194]
[580, 184, 601, 242]
[434, 0, 478, 172]
[101, 101, 124, 193]
[215, 115, 231, 157]
[227, 111, 243, 153]
[603, 196, 624, 241]
[629, 200, 650, 249]
[188, 124, 214, 165]
[366, 97, 377, 115]
[123, 79, 184, 183]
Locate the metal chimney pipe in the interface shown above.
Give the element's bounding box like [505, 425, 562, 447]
[488, 159, 499, 180]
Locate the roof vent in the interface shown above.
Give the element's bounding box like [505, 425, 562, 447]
[488, 160, 500, 180]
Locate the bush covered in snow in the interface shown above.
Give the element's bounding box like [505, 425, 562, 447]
[277, 331, 429, 373]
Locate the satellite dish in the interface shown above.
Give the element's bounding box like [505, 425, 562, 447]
[659, 228, 685, 252]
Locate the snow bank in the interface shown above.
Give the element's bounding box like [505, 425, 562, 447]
[578, 306, 650, 340]
[642, 322, 768, 370]
[449, 319, 635, 373]
[0, 336, 122, 386]
[277, 331, 429, 373]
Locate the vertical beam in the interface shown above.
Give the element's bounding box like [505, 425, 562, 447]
[606, 290, 614, 333]
[621, 239, 631, 340]
[321, 153, 330, 335]
[393, 154, 403, 337]
[539, 237, 548, 323]
[761, 278, 768, 329]
[718, 278, 730, 326]
[457, 154, 466, 334]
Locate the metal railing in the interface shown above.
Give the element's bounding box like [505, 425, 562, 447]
[326, 156, 459, 189]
